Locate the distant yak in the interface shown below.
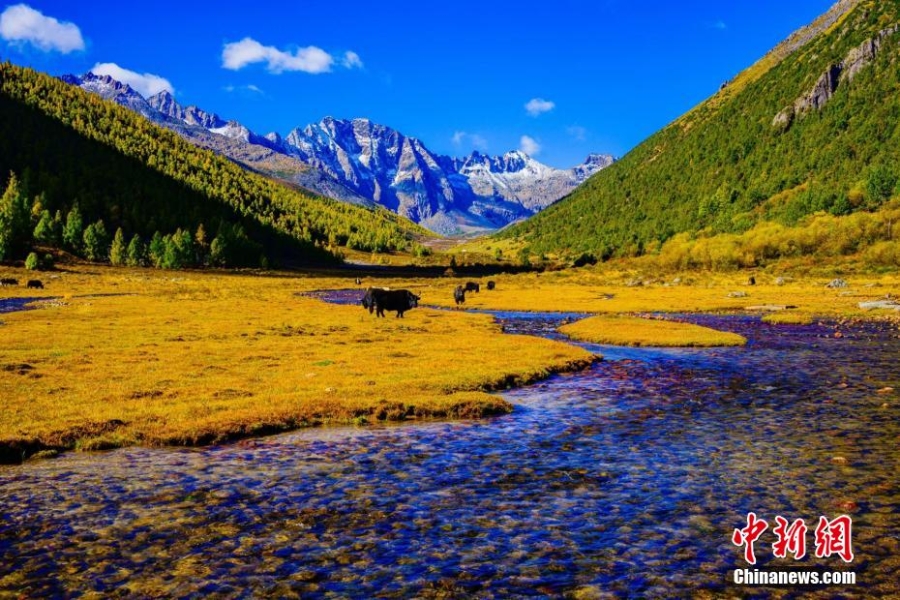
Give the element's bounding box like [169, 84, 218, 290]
[454, 285, 466, 306]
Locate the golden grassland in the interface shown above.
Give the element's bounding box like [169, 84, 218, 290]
[760, 312, 815, 325]
[0, 266, 594, 461]
[1, 262, 898, 461]
[558, 316, 747, 347]
[416, 267, 900, 319]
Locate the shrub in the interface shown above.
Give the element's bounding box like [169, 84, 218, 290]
[24, 251, 39, 270]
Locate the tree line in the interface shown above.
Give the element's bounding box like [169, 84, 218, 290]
[1, 170, 266, 268]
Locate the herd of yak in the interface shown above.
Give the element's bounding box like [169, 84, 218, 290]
[0, 278, 43, 289]
[360, 280, 495, 318]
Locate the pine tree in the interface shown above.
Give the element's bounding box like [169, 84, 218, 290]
[210, 235, 226, 266]
[195, 223, 209, 265]
[24, 251, 39, 270]
[161, 234, 180, 269]
[0, 173, 17, 261]
[0, 171, 32, 260]
[31, 193, 44, 225]
[148, 231, 165, 268]
[176, 228, 195, 267]
[110, 227, 127, 266]
[51, 211, 64, 245]
[63, 204, 84, 253]
[82, 220, 109, 262]
[126, 234, 145, 267]
[33, 210, 55, 244]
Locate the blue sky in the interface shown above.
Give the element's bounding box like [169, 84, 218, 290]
[2, 1, 834, 168]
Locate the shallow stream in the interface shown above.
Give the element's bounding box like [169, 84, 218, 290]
[1, 292, 898, 597]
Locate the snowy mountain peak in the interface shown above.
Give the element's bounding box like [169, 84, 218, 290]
[281, 116, 615, 232]
[60, 70, 615, 234]
[64, 72, 157, 120]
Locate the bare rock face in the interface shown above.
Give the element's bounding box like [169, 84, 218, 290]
[772, 106, 795, 130]
[775, 25, 899, 130]
[796, 63, 843, 114]
[149, 91, 227, 130]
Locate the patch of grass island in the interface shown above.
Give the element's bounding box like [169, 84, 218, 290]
[558, 315, 747, 347]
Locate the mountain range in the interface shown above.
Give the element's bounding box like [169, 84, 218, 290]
[61, 73, 614, 235]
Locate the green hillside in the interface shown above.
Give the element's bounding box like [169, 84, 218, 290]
[0, 62, 424, 266]
[499, 0, 900, 265]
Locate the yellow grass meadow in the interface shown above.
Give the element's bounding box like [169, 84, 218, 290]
[418, 268, 900, 317]
[0, 267, 594, 461]
[2, 263, 898, 461]
[558, 315, 747, 347]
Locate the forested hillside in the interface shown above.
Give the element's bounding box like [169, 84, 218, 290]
[499, 0, 900, 266]
[0, 63, 423, 266]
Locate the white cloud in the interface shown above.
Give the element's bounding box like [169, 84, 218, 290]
[713, 20, 727, 30]
[0, 4, 84, 53]
[224, 83, 265, 95]
[525, 97, 555, 117]
[451, 131, 488, 151]
[91, 62, 174, 97]
[519, 135, 541, 156]
[566, 125, 587, 141]
[222, 37, 346, 74]
[342, 51, 363, 69]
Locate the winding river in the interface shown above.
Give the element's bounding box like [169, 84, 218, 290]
[1, 292, 898, 598]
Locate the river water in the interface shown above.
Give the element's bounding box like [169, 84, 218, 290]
[1, 292, 898, 598]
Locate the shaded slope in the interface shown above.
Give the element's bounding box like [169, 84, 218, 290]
[0, 63, 423, 264]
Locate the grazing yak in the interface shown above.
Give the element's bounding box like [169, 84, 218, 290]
[361, 287, 388, 313]
[486, 280, 496, 290]
[454, 285, 466, 306]
[0, 278, 18, 287]
[26, 280, 43, 289]
[363, 287, 420, 318]
[464, 281, 480, 293]
[375, 289, 420, 318]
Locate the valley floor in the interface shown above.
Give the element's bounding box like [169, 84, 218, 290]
[0, 263, 897, 461]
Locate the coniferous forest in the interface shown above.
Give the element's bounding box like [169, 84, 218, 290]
[0, 62, 423, 268]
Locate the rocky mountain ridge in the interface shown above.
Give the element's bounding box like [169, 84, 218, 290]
[61, 72, 614, 234]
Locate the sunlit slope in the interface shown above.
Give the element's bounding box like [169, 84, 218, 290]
[498, 0, 900, 260]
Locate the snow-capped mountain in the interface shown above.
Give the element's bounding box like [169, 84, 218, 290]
[278, 117, 614, 233]
[60, 73, 159, 121]
[61, 72, 614, 234]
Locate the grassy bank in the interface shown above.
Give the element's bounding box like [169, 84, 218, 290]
[0, 266, 594, 462]
[558, 316, 747, 347]
[416, 268, 900, 319]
